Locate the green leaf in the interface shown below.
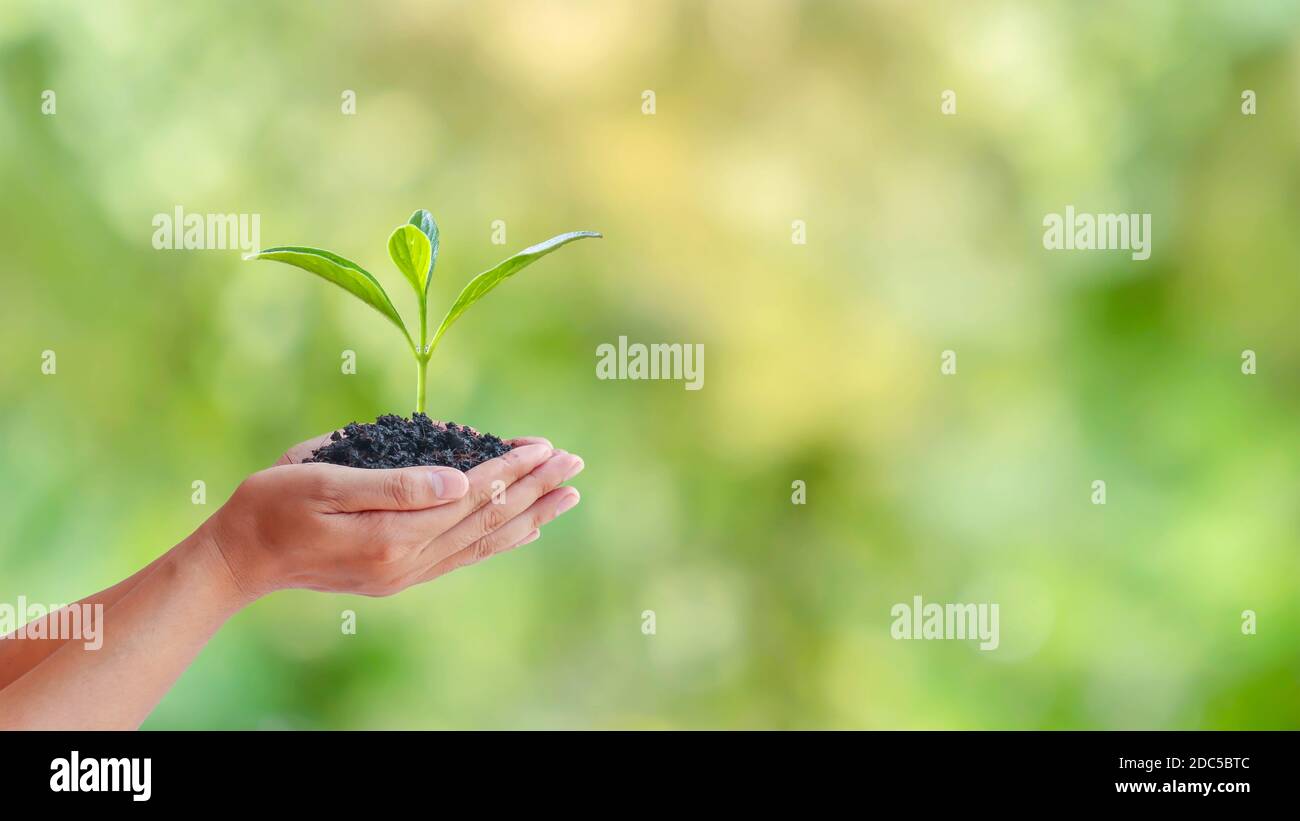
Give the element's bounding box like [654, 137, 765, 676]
[428, 230, 600, 353]
[408, 209, 440, 294]
[387, 224, 433, 298]
[245, 246, 412, 346]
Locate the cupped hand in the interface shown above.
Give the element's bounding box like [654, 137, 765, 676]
[204, 433, 583, 601]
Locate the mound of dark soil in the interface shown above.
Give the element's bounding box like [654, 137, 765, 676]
[305, 413, 514, 471]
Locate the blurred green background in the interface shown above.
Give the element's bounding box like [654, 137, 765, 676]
[2, 0, 1298, 729]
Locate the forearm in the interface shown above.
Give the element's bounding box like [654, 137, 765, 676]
[0, 530, 253, 729]
[0, 553, 172, 690]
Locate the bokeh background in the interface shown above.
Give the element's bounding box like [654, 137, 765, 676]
[2, 0, 1298, 729]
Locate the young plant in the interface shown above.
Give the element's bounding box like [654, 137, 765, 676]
[246, 210, 599, 414]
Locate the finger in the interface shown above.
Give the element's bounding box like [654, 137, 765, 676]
[365, 443, 557, 548]
[275, 432, 337, 466]
[306, 463, 469, 512]
[508, 436, 552, 449]
[422, 450, 583, 565]
[423, 443, 554, 523]
[418, 488, 579, 582]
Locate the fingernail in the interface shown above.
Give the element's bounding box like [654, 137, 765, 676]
[562, 455, 585, 481]
[430, 470, 466, 499]
[518, 530, 541, 547]
[556, 490, 580, 514]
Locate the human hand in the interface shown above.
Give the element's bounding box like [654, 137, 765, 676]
[202, 434, 583, 602]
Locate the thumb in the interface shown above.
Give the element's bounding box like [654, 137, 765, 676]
[308, 464, 469, 512]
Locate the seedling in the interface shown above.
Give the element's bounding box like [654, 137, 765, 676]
[246, 210, 599, 415]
